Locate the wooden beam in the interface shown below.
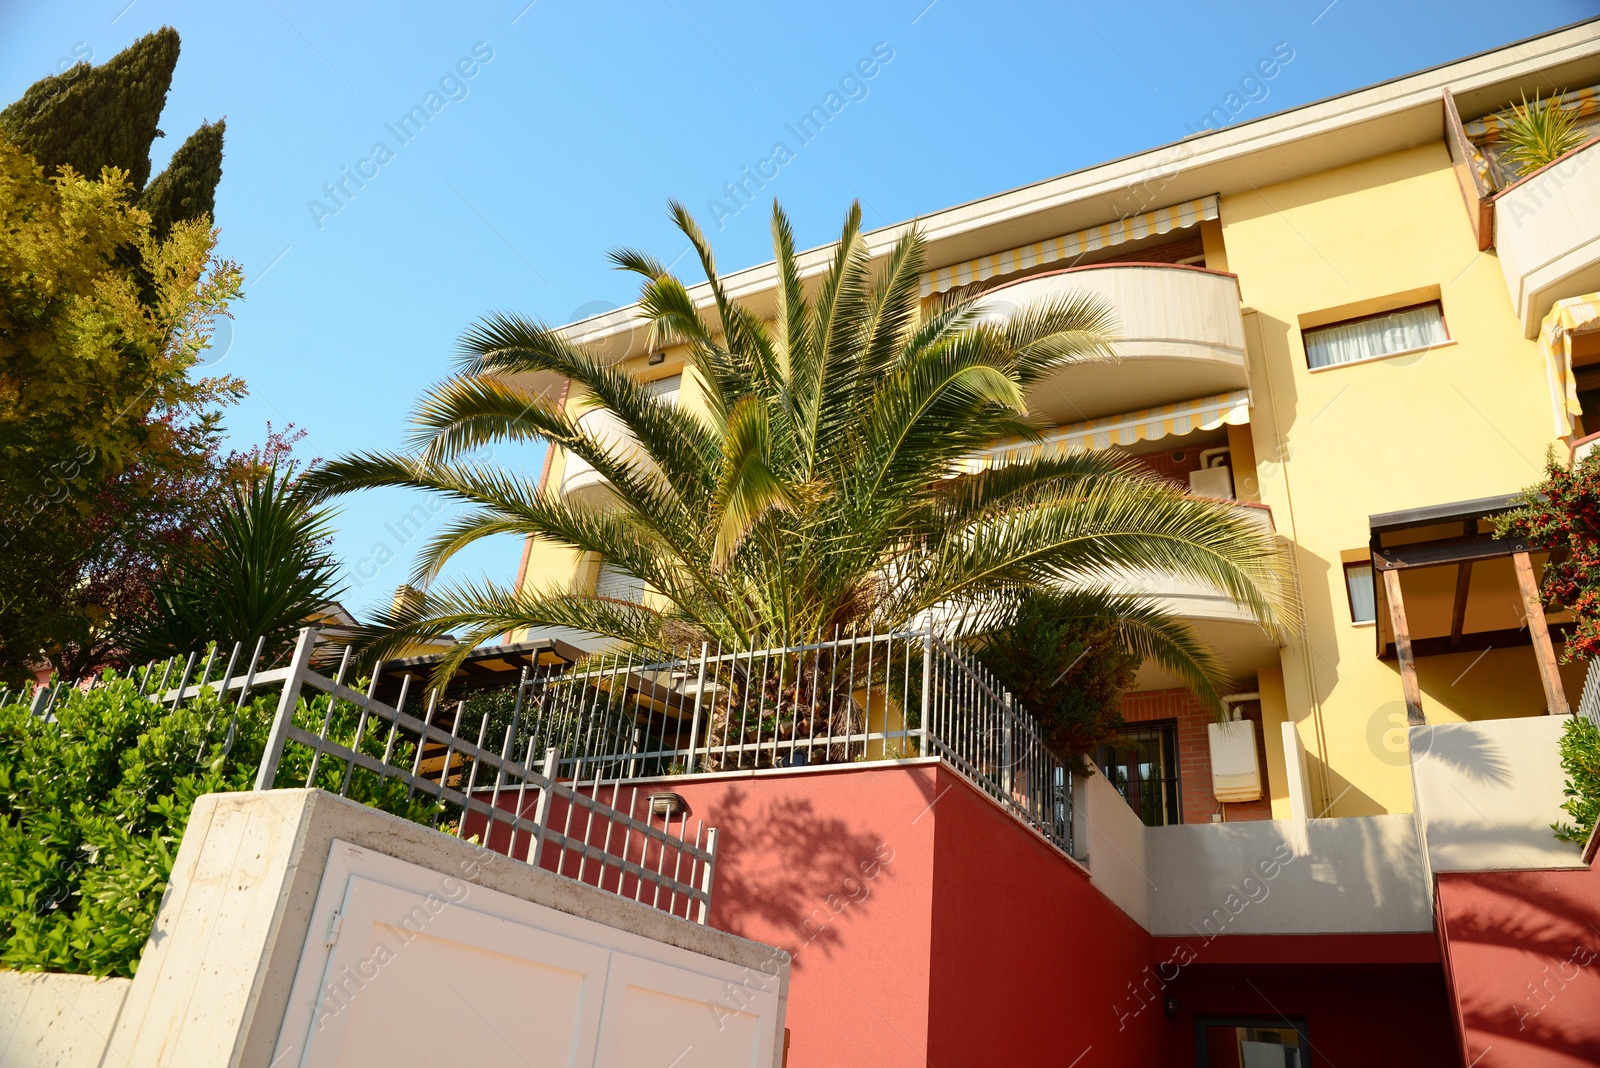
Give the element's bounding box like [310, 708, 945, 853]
[1373, 534, 1531, 571]
[1382, 568, 1426, 726]
[1513, 551, 1571, 716]
[1380, 621, 1574, 661]
[1450, 560, 1474, 648]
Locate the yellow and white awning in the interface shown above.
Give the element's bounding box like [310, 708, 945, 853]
[960, 390, 1251, 473]
[1541, 293, 1600, 438]
[919, 194, 1219, 299]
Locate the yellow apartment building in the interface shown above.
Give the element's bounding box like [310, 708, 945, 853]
[510, 19, 1600, 823]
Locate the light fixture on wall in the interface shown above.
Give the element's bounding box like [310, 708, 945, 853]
[648, 351, 666, 365]
[648, 792, 689, 817]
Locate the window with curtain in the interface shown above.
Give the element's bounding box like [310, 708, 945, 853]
[1344, 562, 1376, 624]
[595, 562, 646, 603]
[1303, 302, 1448, 370]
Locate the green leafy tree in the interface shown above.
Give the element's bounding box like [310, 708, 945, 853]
[1552, 714, 1600, 846]
[306, 201, 1290, 711]
[126, 467, 344, 662]
[0, 28, 179, 193]
[970, 591, 1145, 757]
[1496, 451, 1600, 661]
[0, 138, 242, 683]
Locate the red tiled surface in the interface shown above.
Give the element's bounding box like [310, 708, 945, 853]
[1120, 687, 1273, 824]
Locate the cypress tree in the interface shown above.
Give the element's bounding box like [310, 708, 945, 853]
[0, 27, 179, 192]
[140, 118, 224, 238]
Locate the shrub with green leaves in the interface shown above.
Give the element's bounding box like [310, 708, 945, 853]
[0, 671, 437, 977]
[1552, 714, 1600, 847]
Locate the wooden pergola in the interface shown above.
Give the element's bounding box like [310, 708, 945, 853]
[1369, 494, 1570, 726]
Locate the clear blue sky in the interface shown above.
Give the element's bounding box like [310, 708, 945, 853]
[3, 0, 1594, 621]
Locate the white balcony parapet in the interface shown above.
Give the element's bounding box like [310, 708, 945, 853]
[1096, 501, 1279, 628]
[1494, 137, 1600, 338]
[974, 263, 1248, 424]
[559, 407, 668, 510]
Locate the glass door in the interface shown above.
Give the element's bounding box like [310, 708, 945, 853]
[1194, 1017, 1309, 1067]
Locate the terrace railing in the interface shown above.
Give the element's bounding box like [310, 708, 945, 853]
[4, 624, 1079, 886]
[524, 628, 1076, 857]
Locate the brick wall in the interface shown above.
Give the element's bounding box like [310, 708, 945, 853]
[1119, 687, 1273, 824]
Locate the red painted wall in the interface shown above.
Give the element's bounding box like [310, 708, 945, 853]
[925, 764, 1166, 1066]
[475, 761, 1168, 1066]
[653, 763, 942, 1068]
[1436, 863, 1600, 1067]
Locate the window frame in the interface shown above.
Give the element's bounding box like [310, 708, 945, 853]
[1301, 299, 1452, 372]
[1343, 560, 1377, 626]
[1096, 720, 1182, 827]
[1192, 1015, 1312, 1067]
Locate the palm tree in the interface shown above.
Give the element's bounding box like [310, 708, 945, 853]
[303, 201, 1292, 709]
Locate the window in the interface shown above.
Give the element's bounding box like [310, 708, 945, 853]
[1194, 1017, 1310, 1067]
[1344, 562, 1376, 624]
[1303, 301, 1448, 369]
[595, 562, 645, 603]
[647, 374, 682, 404]
[1096, 722, 1181, 827]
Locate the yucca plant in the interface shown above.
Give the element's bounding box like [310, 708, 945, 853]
[1499, 90, 1587, 180]
[125, 467, 343, 662]
[302, 201, 1293, 711]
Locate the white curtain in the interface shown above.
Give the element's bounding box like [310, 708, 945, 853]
[1305, 305, 1447, 369]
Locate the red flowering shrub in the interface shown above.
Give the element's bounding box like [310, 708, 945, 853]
[1495, 452, 1600, 661]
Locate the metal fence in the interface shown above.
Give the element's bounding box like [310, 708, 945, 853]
[2, 632, 718, 924]
[524, 628, 1076, 856]
[1579, 657, 1600, 730]
[4, 623, 1078, 883]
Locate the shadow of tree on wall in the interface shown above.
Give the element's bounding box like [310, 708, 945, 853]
[1414, 726, 1515, 787]
[1443, 869, 1600, 1065]
[701, 785, 896, 971]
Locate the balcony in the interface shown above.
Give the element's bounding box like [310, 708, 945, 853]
[1493, 137, 1600, 337]
[559, 407, 655, 510]
[1101, 501, 1284, 681]
[974, 263, 1248, 424]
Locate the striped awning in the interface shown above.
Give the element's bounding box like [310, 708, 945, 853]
[960, 390, 1251, 473]
[919, 194, 1219, 298]
[1464, 84, 1600, 141]
[1541, 293, 1600, 438]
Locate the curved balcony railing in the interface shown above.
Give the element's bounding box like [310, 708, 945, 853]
[974, 263, 1248, 424]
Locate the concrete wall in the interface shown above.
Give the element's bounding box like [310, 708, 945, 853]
[1147, 814, 1433, 937]
[106, 789, 786, 1068]
[1080, 766, 1152, 929]
[1410, 716, 1585, 872]
[0, 972, 129, 1068]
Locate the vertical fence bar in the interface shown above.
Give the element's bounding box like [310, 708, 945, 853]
[253, 627, 318, 791]
[530, 746, 560, 869]
[919, 630, 933, 758]
[685, 641, 709, 774]
[697, 828, 718, 925]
